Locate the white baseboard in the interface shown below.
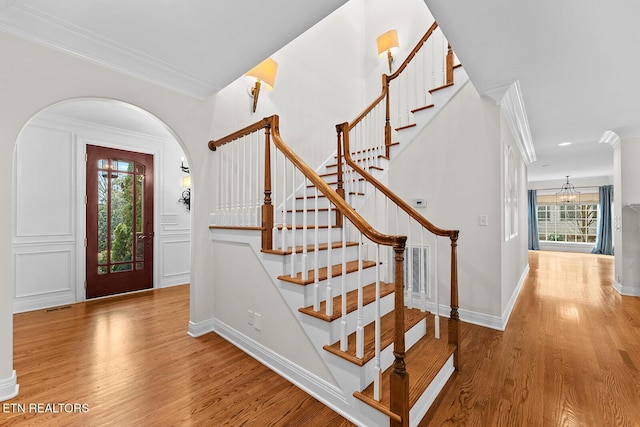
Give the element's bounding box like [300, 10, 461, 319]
[500, 264, 530, 330]
[0, 370, 19, 402]
[416, 264, 529, 332]
[614, 281, 640, 297]
[213, 319, 368, 427]
[187, 318, 216, 337]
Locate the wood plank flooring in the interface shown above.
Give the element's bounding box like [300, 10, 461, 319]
[421, 250, 640, 426]
[3, 250, 639, 426]
[3, 286, 354, 426]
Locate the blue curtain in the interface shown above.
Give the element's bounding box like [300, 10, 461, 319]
[528, 190, 540, 250]
[592, 185, 614, 255]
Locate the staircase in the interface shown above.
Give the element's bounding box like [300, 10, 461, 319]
[208, 22, 462, 427]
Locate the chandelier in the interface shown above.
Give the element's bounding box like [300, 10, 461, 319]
[556, 175, 580, 204]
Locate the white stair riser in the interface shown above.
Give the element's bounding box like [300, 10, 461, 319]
[297, 291, 395, 344]
[293, 267, 381, 308]
[285, 210, 337, 227]
[272, 227, 343, 249]
[323, 317, 427, 392]
[324, 291, 395, 343]
[282, 245, 359, 273]
[293, 197, 332, 210]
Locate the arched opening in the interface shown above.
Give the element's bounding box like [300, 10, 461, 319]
[12, 98, 191, 312]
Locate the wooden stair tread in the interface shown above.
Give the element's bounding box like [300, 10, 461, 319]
[298, 281, 395, 321]
[354, 321, 456, 410]
[277, 224, 338, 230]
[278, 260, 377, 285]
[262, 241, 358, 256]
[323, 307, 427, 366]
[429, 82, 454, 93]
[411, 103, 435, 114]
[286, 207, 336, 213]
[395, 123, 417, 131]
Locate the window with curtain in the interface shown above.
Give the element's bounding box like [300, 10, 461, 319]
[536, 192, 599, 243]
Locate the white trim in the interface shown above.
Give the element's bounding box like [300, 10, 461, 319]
[213, 319, 369, 427]
[0, 7, 211, 99]
[0, 370, 19, 402]
[409, 355, 454, 427]
[500, 81, 536, 164]
[187, 318, 216, 337]
[501, 264, 529, 330]
[613, 281, 640, 297]
[598, 130, 620, 148]
[539, 241, 594, 253]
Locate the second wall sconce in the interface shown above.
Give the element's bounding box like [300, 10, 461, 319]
[245, 57, 278, 113]
[377, 29, 399, 73]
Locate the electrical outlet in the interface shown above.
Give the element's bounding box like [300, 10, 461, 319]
[247, 310, 254, 326]
[254, 313, 262, 331]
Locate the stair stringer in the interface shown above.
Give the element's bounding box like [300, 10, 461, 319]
[210, 226, 392, 427]
[389, 67, 469, 161]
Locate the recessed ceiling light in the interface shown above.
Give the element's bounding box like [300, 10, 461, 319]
[558, 142, 572, 146]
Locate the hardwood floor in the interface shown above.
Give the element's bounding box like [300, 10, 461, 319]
[3, 285, 354, 426]
[3, 251, 639, 426]
[421, 251, 640, 426]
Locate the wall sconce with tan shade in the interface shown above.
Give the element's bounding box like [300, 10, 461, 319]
[377, 29, 399, 73]
[245, 57, 278, 113]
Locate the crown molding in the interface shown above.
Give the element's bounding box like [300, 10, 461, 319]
[0, 4, 213, 99]
[500, 80, 536, 164]
[598, 130, 620, 148]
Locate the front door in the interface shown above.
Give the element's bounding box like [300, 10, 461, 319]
[86, 145, 154, 298]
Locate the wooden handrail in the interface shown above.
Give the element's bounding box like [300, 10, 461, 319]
[209, 115, 407, 250]
[338, 123, 457, 239]
[208, 118, 271, 151]
[269, 116, 406, 249]
[387, 21, 439, 82]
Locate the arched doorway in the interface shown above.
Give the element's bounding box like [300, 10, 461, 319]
[12, 98, 191, 312]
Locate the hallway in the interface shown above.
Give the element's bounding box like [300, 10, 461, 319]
[422, 251, 640, 426]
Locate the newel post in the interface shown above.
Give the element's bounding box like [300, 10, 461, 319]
[335, 124, 346, 228]
[449, 231, 460, 369]
[384, 74, 392, 158]
[261, 122, 274, 251]
[446, 44, 454, 85]
[390, 242, 409, 427]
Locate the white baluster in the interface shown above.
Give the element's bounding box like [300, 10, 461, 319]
[301, 177, 309, 281]
[290, 165, 297, 278]
[325, 204, 333, 316]
[313, 187, 320, 312]
[270, 139, 277, 248]
[242, 135, 247, 225]
[420, 227, 426, 312]
[356, 231, 364, 359]
[281, 153, 288, 253]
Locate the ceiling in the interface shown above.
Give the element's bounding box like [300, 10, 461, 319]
[0, 0, 347, 98]
[2, 0, 633, 185]
[425, 0, 640, 184]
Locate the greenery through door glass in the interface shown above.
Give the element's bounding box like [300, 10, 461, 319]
[97, 159, 145, 274]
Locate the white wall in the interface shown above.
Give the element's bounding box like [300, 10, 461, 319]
[388, 82, 505, 322]
[617, 137, 640, 295]
[212, 241, 337, 385]
[499, 105, 529, 325]
[208, 0, 367, 169]
[12, 112, 191, 313]
[0, 30, 215, 401]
